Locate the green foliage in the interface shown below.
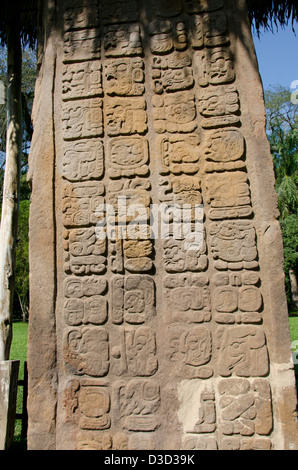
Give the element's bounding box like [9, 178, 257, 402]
[277, 174, 298, 219]
[0, 195, 31, 320]
[265, 85, 298, 308]
[265, 85, 298, 220]
[281, 214, 298, 273]
[265, 85, 298, 188]
[280, 215, 298, 304]
[14, 199, 30, 320]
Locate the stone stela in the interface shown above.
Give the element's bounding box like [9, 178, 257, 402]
[26, 0, 298, 450]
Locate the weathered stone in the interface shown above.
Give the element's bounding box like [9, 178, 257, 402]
[27, 0, 298, 450]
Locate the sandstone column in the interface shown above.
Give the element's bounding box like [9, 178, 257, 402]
[27, 0, 298, 450]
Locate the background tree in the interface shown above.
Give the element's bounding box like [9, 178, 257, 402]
[280, 215, 298, 308]
[265, 85, 298, 310]
[14, 199, 30, 322]
[0, 45, 36, 323]
[0, 2, 23, 360]
[0, 0, 38, 360]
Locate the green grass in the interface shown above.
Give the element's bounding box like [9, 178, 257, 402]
[289, 316, 298, 343]
[9, 321, 28, 450]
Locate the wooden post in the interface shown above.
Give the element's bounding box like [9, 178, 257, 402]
[289, 269, 298, 310]
[0, 8, 22, 361]
[0, 360, 19, 449]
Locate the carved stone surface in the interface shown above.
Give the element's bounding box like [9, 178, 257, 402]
[27, 0, 298, 450]
[62, 61, 103, 100]
[62, 98, 103, 139]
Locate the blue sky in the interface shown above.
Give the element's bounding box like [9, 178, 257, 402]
[253, 22, 298, 91]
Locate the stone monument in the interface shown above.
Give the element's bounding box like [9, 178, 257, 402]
[27, 0, 298, 450]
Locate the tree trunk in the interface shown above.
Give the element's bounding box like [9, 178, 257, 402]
[0, 15, 22, 361]
[17, 292, 28, 323]
[289, 269, 298, 310]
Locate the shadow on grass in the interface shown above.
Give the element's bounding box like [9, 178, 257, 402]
[11, 434, 27, 451]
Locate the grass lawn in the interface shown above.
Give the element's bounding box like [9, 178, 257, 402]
[289, 315, 298, 343]
[9, 321, 28, 450]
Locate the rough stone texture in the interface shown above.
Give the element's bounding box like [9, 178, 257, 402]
[0, 361, 19, 449]
[27, 0, 298, 450]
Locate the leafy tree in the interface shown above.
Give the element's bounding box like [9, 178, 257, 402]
[14, 199, 30, 321]
[265, 86, 298, 219]
[280, 215, 298, 307]
[265, 85, 298, 310]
